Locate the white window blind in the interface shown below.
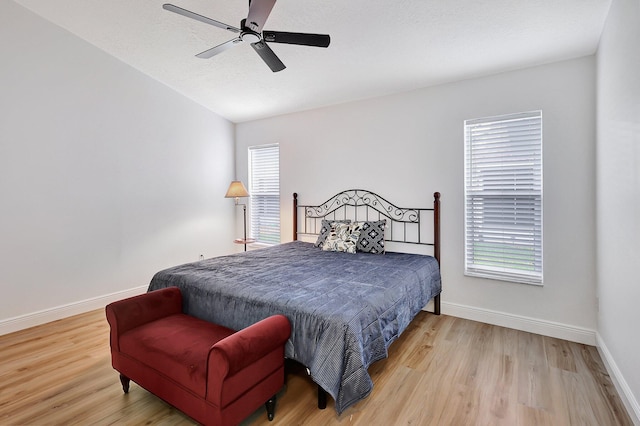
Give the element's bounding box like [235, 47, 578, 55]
[464, 111, 543, 285]
[248, 144, 280, 245]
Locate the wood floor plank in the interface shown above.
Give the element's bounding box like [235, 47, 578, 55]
[0, 309, 633, 426]
[516, 331, 554, 413]
[575, 344, 632, 426]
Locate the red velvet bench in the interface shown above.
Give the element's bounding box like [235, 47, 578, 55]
[105, 286, 291, 426]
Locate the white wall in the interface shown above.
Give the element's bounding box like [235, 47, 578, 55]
[596, 0, 640, 421]
[0, 2, 236, 331]
[236, 56, 597, 342]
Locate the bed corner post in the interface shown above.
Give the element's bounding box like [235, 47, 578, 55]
[433, 192, 441, 264]
[434, 191, 441, 316]
[293, 192, 298, 241]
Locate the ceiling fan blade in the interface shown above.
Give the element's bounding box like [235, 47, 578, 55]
[196, 37, 243, 59]
[245, 0, 276, 32]
[263, 31, 330, 48]
[163, 4, 241, 33]
[251, 40, 285, 72]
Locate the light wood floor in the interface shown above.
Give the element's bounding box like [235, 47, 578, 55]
[0, 309, 632, 426]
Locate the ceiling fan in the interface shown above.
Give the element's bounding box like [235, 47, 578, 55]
[163, 0, 331, 72]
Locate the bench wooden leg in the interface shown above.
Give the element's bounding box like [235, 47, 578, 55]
[119, 374, 130, 393]
[265, 395, 277, 421]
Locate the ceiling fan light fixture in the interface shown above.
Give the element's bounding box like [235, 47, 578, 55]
[241, 31, 261, 44]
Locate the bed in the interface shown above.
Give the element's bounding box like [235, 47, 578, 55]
[147, 189, 442, 414]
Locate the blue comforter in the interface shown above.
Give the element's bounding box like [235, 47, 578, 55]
[147, 241, 441, 413]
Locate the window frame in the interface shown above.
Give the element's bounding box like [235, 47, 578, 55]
[248, 144, 280, 246]
[463, 111, 543, 285]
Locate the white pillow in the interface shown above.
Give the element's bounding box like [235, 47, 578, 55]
[322, 222, 362, 254]
[314, 219, 351, 247]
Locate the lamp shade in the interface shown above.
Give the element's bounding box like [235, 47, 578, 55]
[225, 180, 249, 198]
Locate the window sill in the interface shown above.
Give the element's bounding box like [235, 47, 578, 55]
[464, 270, 543, 286]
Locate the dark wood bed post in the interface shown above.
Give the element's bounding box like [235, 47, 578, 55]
[433, 191, 441, 316]
[293, 192, 298, 241]
[433, 192, 440, 263]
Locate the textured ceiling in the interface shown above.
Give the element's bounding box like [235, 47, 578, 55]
[14, 0, 611, 123]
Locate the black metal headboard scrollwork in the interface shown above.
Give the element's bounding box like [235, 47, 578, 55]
[293, 189, 440, 262]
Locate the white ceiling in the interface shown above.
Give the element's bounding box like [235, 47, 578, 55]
[14, 0, 611, 123]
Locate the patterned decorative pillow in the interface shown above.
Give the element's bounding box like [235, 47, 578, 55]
[322, 222, 362, 254]
[356, 220, 386, 254]
[314, 219, 351, 247]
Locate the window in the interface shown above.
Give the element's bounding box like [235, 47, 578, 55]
[464, 111, 543, 285]
[248, 144, 280, 245]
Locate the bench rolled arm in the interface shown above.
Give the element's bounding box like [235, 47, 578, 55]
[105, 287, 183, 351]
[207, 314, 291, 378]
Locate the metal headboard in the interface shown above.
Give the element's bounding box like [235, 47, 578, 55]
[293, 189, 440, 262]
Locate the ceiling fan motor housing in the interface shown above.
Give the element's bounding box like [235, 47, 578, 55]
[239, 18, 261, 43]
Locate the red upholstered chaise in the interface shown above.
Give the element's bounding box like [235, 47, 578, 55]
[105, 286, 291, 426]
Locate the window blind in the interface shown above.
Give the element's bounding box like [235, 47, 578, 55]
[248, 144, 280, 245]
[464, 111, 543, 285]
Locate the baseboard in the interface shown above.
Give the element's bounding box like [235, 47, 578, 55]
[596, 333, 640, 426]
[0, 285, 148, 336]
[441, 301, 597, 345]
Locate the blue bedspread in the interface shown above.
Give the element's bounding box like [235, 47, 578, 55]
[147, 241, 441, 413]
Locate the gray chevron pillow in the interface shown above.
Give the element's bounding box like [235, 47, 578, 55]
[356, 220, 386, 254]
